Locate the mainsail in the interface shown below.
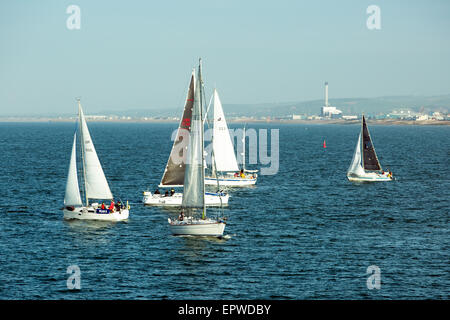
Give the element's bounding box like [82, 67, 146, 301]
[212, 89, 239, 172]
[160, 71, 195, 187]
[361, 116, 381, 171]
[347, 132, 365, 177]
[182, 61, 205, 214]
[64, 133, 83, 206]
[78, 102, 113, 201]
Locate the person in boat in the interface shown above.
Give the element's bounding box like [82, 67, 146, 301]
[240, 169, 245, 178]
[179, 211, 184, 221]
[164, 190, 169, 197]
[234, 172, 239, 177]
[101, 202, 106, 210]
[109, 200, 115, 212]
[388, 171, 393, 179]
[115, 201, 121, 211]
[170, 188, 175, 196]
[154, 188, 160, 195]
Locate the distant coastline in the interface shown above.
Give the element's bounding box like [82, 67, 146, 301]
[0, 117, 449, 126]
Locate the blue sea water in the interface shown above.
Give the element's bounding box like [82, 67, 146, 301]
[0, 122, 448, 299]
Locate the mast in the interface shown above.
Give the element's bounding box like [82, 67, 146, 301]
[360, 115, 364, 171]
[78, 98, 88, 206]
[242, 124, 246, 171]
[199, 59, 206, 219]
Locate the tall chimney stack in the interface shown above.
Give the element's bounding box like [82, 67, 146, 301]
[325, 82, 329, 107]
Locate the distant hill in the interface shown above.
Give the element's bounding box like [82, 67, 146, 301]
[220, 94, 450, 118]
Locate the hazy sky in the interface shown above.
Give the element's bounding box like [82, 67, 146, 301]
[1, 0, 449, 115]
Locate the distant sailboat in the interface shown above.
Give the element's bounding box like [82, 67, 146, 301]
[168, 59, 226, 237]
[204, 89, 257, 187]
[143, 71, 229, 206]
[63, 99, 130, 221]
[347, 115, 393, 182]
[323, 140, 327, 148]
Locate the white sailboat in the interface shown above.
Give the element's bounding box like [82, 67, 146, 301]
[168, 59, 226, 237]
[63, 99, 130, 221]
[143, 71, 229, 206]
[347, 115, 394, 182]
[204, 89, 257, 187]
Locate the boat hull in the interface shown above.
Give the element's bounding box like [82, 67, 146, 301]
[205, 176, 257, 187]
[63, 207, 129, 221]
[347, 172, 393, 182]
[143, 192, 229, 206]
[168, 218, 226, 236]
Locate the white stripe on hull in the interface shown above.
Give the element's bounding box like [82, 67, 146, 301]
[143, 192, 229, 206]
[63, 208, 129, 221]
[347, 175, 393, 182]
[204, 177, 257, 187]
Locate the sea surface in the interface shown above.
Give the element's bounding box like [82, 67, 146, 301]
[0, 122, 448, 299]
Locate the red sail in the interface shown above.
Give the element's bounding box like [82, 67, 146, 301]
[160, 72, 195, 186]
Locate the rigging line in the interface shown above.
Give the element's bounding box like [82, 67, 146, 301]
[175, 70, 193, 119]
[198, 65, 223, 212]
[199, 59, 208, 219]
[203, 92, 214, 125]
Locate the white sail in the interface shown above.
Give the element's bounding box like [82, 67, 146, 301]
[347, 132, 365, 176]
[64, 133, 83, 207]
[182, 62, 205, 210]
[78, 103, 113, 200]
[212, 89, 239, 172]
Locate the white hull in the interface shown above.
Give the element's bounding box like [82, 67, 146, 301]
[205, 176, 257, 187]
[347, 172, 393, 182]
[63, 207, 129, 221]
[168, 217, 226, 236]
[143, 191, 229, 206]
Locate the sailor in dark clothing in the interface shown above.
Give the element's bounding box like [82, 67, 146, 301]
[170, 188, 175, 196]
[165, 190, 169, 197]
[154, 189, 160, 195]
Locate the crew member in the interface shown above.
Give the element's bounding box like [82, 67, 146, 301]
[109, 200, 115, 212]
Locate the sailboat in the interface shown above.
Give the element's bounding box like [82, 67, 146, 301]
[168, 59, 226, 237]
[204, 89, 257, 187]
[143, 71, 229, 206]
[63, 99, 130, 221]
[347, 115, 394, 182]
